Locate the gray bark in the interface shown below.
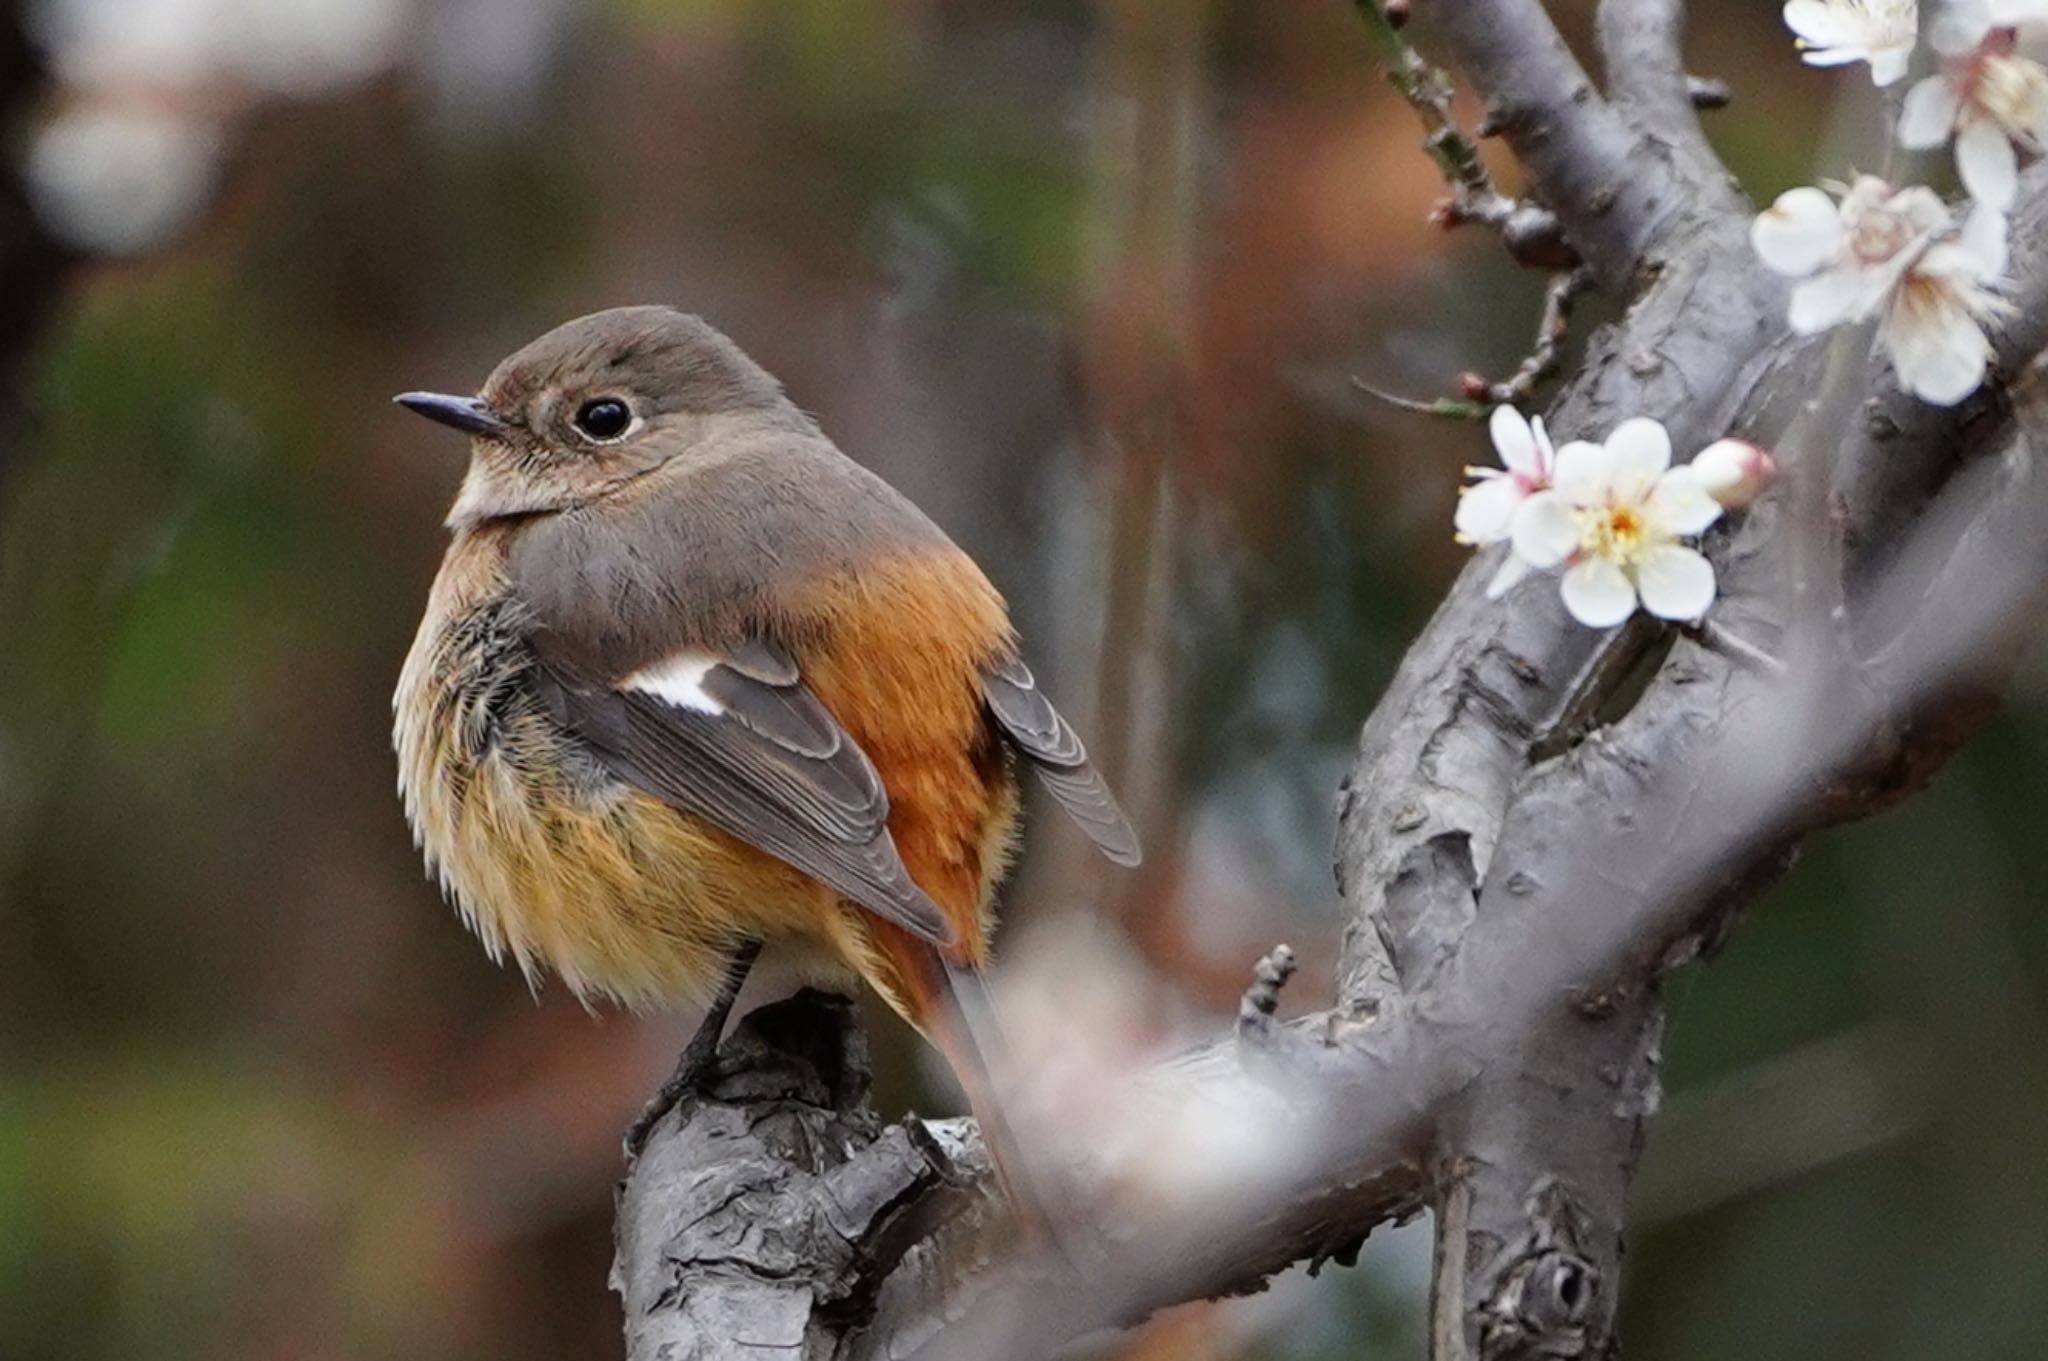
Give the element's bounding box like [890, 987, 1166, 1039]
[613, 4, 2048, 1358]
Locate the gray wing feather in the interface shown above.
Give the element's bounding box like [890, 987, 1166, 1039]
[981, 654, 1142, 867]
[537, 642, 954, 948]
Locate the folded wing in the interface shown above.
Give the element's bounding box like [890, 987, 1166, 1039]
[536, 637, 955, 949]
[980, 653, 1142, 867]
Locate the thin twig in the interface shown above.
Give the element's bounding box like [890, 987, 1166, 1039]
[1681, 619, 1788, 677]
[1352, 377, 1487, 422]
[1235, 944, 1299, 1045]
[1356, 265, 1591, 417]
[1351, 1, 1577, 272]
[1476, 266, 1594, 406]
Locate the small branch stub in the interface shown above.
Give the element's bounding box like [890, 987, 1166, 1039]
[1236, 943, 1299, 1045]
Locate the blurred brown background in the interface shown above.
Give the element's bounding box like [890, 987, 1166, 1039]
[3, 1, 2045, 1358]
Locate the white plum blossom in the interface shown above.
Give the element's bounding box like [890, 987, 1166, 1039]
[1752, 176, 2008, 405]
[1689, 439, 1780, 509]
[1492, 418, 1725, 629]
[1937, 0, 2048, 51]
[1455, 405, 1555, 543]
[1455, 404, 1556, 596]
[1899, 17, 2048, 207]
[1782, 0, 1920, 86]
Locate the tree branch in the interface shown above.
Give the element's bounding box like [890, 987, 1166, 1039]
[1595, 0, 1721, 179]
[610, 19, 2048, 1361]
[1424, 0, 1690, 287]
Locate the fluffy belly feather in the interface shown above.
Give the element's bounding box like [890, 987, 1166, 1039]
[392, 547, 859, 1012]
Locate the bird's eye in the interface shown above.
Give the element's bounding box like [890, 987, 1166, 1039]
[573, 397, 632, 440]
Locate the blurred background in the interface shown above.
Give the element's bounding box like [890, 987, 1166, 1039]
[3, 1, 2045, 1358]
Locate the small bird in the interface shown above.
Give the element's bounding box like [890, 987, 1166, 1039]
[392, 306, 1138, 1178]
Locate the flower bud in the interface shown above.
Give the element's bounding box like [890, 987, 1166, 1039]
[1690, 439, 1776, 509]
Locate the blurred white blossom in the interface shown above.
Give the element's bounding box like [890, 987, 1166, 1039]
[1499, 419, 1724, 629]
[1753, 177, 2008, 404]
[1938, 0, 2048, 50]
[1782, 0, 1920, 86]
[33, 0, 409, 95]
[25, 0, 412, 253]
[1899, 17, 2048, 207]
[26, 105, 220, 254]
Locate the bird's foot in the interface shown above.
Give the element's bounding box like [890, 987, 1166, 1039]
[623, 940, 761, 1165]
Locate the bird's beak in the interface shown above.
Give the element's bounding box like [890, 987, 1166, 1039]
[394, 391, 511, 439]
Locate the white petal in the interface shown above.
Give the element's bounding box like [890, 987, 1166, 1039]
[1887, 294, 1991, 404]
[1789, 265, 1871, 333]
[1550, 439, 1615, 506]
[1560, 558, 1638, 628]
[1868, 45, 1913, 88]
[1635, 545, 1718, 621]
[1488, 404, 1540, 478]
[1455, 475, 1525, 543]
[1752, 188, 1844, 276]
[1799, 46, 1870, 67]
[1932, 8, 1992, 56]
[1510, 490, 1580, 568]
[1899, 76, 1963, 148]
[1604, 418, 1673, 501]
[1528, 415, 1556, 473]
[1959, 202, 2011, 276]
[1781, 0, 1844, 44]
[1955, 119, 2018, 211]
[1484, 550, 1536, 600]
[1646, 467, 1725, 535]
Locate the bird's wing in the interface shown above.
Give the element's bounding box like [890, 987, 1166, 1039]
[536, 637, 955, 949]
[980, 653, 1142, 867]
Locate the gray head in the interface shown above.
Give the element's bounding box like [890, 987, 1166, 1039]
[396, 306, 806, 527]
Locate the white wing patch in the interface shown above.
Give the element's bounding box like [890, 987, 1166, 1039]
[623, 651, 724, 715]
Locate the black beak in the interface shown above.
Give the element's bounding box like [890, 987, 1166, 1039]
[394, 391, 510, 439]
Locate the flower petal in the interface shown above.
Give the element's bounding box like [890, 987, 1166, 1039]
[1510, 490, 1580, 568]
[1528, 414, 1556, 474]
[1898, 75, 1963, 148]
[1960, 201, 2011, 277]
[1789, 265, 1870, 333]
[1488, 404, 1540, 478]
[1868, 45, 1913, 88]
[1455, 475, 1525, 544]
[1560, 557, 1638, 628]
[1646, 467, 1725, 535]
[1932, 7, 1991, 56]
[1550, 439, 1615, 506]
[1484, 550, 1535, 600]
[1886, 286, 1992, 404]
[1605, 417, 1673, 502]
[1752, 187, 1844, 276]
[1956, 117, 2020, 209]
[1635, 545, 1718, 621]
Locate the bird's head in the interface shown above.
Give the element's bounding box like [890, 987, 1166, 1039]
[396, 306, 798, 528]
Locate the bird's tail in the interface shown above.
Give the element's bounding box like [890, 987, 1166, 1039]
[870, 925, 1056, 1236]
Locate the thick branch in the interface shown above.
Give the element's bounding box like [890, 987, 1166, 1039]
[1595, 0, 1721, 179]
[1424, 0, 1697, 287]
[613, 30, 2048, 1361]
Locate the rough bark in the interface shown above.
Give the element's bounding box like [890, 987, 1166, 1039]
[611, 5, 2048, 1358]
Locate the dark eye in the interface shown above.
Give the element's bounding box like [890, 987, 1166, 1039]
[573, 397, 631, 440]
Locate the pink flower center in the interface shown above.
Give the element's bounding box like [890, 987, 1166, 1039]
[1849, 209, 1913, 264]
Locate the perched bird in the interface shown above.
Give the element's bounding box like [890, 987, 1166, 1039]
[392, 306, 1138, 1176]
